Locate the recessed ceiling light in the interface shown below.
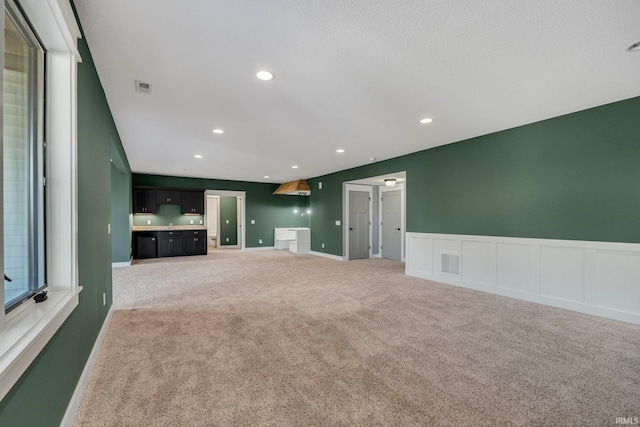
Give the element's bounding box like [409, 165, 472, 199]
[420, 117, 433, 124]
[369, 157, 377, 161]
[212, 128, 224, 134]
[291, 165, 298, 169]
[256, 70, 275, 81]
[264, 175, 270, 179]
[336, 149, 345, 153]
[628, 41, 640, 52]
[194, 154, 203, 159]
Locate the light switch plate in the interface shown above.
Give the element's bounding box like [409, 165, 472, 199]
[251, 219, 255, 224]
[190, 220, 193, 224]
[226, 219, 229, 224]
[335, 220, 341, 226]
[147, 220, 151, 225]
[319, 182, 323, 189]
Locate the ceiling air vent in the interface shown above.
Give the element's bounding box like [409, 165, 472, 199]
[135, 80, 152, 94]
[441, 252, 461, 276]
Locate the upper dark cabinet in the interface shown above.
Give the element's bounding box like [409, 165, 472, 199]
[133, 188, 156, 213]
[156, 190, 181, 205]
[181, 190, 205, 214]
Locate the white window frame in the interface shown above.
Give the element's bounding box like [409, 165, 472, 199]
[0, 0, 81, 401]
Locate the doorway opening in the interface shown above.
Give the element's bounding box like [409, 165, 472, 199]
[343, 172, 406, 261]
[204, 190, 245, 250]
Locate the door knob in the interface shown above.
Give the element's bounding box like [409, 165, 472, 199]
[396, 228, 401, 231]
[349, 227, 354, 231]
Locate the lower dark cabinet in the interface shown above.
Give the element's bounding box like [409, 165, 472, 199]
[158, 232, 184, 257]
[184, 230, 207, 255]
[133, 229, 207, 259]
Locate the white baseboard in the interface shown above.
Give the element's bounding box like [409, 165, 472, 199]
[243, 246, 276, 251]
[371, 253, 382, 259]
[111, 260, 131, 268]
[60, 308, 114, 427]
[405, 232, 640, 325]
[310, 251, 345, 261]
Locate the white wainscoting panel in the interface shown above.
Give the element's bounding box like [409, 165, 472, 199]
[540, 246, 586, 303]
[596, 250, 640, 314]
[461, 240, 495, 287]
[406, 235, 433, 275]
[406, 233, 640, 325]
[497, 243, 534, 293]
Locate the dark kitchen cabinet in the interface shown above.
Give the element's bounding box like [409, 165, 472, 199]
[158, 231, 184, 257]
[183, 230, 207, 255]
[156, 190, 181, 205]
[133, 188, 156, 213]
[181, 190, 205, 214]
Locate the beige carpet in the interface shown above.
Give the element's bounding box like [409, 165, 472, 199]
[74, 250, 640, 426]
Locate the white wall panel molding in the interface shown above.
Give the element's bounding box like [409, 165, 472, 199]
[406, 232, 640, 325]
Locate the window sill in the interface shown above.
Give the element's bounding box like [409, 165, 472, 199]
[0, 287, 82, 401]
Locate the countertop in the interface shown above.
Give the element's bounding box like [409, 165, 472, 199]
[132, 225, 207, 231]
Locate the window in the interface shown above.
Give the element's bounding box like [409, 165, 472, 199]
[0, 0, 80, 401]
[3, 0, 45, 312]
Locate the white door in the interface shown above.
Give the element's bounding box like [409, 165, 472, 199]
[381, 190, 402, 261]
[348, 191, 370, 260]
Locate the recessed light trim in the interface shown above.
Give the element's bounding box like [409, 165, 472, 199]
[420, 117, 433, 124]
[212, 128, 224, 134]
[194, 154, 203, 159]
[628, 41, 640, 52]
[264, 175, 270, 179]
[256, 70, 275, 81]
[291, 165, 299, 169]
[336, 149, 345, 153]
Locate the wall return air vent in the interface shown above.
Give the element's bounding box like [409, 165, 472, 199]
[135, 80, 152, 94]
[441, 252, 461, 276]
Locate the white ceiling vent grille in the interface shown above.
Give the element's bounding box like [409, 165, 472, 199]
[135, 80, 152, 94]
[441, 252, 461, 276]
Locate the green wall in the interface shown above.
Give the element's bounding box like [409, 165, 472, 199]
[132, 204, 204, 227]
[308, 96, 640, 256]
[132, 174, 309, 247]
[111, 168, 132, 263]
[219, 196, 238, 245]
[111, 139, 132, 264]
[0, 8, 130, 426]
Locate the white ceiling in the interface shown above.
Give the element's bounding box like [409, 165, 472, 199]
[74, 0, 640, 184]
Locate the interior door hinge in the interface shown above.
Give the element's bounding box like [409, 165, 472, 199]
[43, 177, 46, 187]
